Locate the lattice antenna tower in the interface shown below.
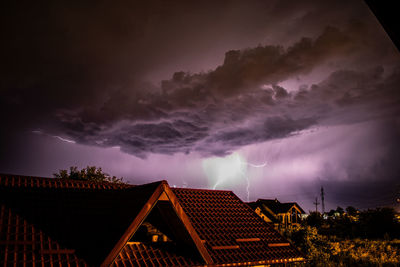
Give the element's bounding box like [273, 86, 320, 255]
[321, 187, 325, 214]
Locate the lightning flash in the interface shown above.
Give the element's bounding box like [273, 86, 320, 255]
[202, 152, 267, 201]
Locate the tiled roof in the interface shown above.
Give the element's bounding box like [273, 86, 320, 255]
[112, 242, 202, 266]
[255, 199, 305, 214]
[247, 202, 279, 223]
[0, 205, 88, 266]
[0, 173, 160, 266]
[0, 174, 305, 266]
[172, 188, 305, 265]
[0, 173, 133, 189]
[285, 202, 306, 214]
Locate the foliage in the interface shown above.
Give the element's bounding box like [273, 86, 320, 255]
[287, 226, 400, 266]
[358, 208, 400, 239]
[330, 239, 400, 266]
[305, 207, 400, 240]
[346, 206, 357, 216]
[305, 212, 324, 228]
[336, 206, 344, 215]
[327, 209, 336, 217]
[54, 166, 125, 184]
[287, 206, 400, 266]
[288, 226, 332, 266]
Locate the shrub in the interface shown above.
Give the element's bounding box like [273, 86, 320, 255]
[286, 226, 400, 266]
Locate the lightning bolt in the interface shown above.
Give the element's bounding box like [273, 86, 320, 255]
[212, 180, 222, 190]
[204, 153, 266, 201]
[32, 130, 76, 144]
[239, 158, 267, 202]
[246, 162, 267, 168]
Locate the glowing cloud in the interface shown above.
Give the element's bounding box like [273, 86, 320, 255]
[202, 152, 267, 201]
[202, 152, 246, 190]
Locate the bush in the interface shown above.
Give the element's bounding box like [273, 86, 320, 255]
[358, 208, 400, 239]
[304, 208, 400, 240]
[286, 226, 400, 266]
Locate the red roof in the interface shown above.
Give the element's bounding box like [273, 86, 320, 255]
[250, 199, 306, 215]
[0, 205, 88, 266]
[173, 188, 304, 265]
[113, 242, 202, 266]
[0, 173, 133, 189]
[0, 173, 305, 266]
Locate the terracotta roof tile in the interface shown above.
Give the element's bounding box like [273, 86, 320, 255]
[172, 188, 305, 265]
[0, 173, 133, 190]
[112, 242, 203, 267]
[255, 199, 306, 214]
[0, 205, 88, 266]
[0, 173, 161, 266]
[1, 174, 305, 266]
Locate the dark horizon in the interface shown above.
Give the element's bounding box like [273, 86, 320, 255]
[1, 0, 400, 213]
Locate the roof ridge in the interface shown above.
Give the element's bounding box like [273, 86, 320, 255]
[0, 173, 134, 189]
[173, 187, 233, 193]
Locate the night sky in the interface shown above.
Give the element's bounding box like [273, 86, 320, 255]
[1, 0, 400, 212]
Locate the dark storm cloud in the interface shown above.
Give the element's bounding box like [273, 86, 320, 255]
[1, 0, 400, 158]
[50, 62, 400, 157]
[107, 120, 209, 158]
[0, 0, 231, 127]
[201, 116, 317, 156]
[159, 25, 359, 101]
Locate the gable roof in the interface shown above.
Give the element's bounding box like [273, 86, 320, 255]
[255, 199, 305, 215]
[103, 180, 212, 266]
[173, 188, 304, 265]
[0, 173, 305, 266]
[285, 202, 306, 214]
[247, 201, 280, 223]
[0, 173, 160, 266]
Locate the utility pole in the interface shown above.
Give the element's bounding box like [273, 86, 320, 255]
[313, 197, 320, 213]
[321, 187, 325, 214]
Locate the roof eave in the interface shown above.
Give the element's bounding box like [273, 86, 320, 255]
[208, 257, 306, 266]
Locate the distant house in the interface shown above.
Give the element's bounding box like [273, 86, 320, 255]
[0, 174, 305, 266]
[395, 213, 400, 223]
[248, 199, 305, 231]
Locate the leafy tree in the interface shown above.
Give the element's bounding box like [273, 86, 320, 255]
[358, 207, 400, 239]
[287, 226, 400, 266]
[336, 206, 344, 215]
[305, 205, 400, 240]
[327, 209, 336, 217]
[305, 212, 324, 228]
[54, 166, 125, 184]
[345, 206, 357, 216]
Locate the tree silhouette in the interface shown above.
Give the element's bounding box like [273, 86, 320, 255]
[346, 206, 357, 216]
[53, 166, 125, 184]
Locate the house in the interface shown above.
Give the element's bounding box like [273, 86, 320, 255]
[248, 199, 305, 231]
[0, 174, 305, 266]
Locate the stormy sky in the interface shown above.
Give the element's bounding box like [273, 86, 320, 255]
[1, 0, 400, 212]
